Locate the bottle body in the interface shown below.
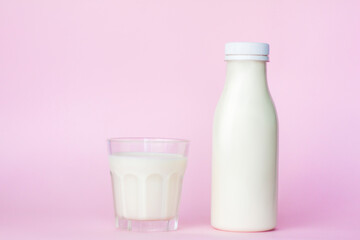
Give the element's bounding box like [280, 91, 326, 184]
[211, 60, 278, 231]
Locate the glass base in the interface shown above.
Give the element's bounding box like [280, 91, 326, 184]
[115, 217, 179, 232]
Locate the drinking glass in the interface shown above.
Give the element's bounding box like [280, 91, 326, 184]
[107, 138, 189, 232]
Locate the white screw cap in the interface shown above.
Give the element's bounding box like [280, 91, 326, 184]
[225, 42, 269, 61]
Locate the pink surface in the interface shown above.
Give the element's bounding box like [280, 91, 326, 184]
[1, 0, 360, 239]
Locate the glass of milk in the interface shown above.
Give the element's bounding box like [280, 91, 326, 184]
[107, 138, 189, 232]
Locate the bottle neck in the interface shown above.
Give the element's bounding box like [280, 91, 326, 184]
[225, 60, 268, 95]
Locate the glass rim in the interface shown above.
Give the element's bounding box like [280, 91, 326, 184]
[107, 137, 189, 144]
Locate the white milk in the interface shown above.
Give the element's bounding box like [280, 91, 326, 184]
[212, 42, 278, 231]
[109, 152, 187, 221]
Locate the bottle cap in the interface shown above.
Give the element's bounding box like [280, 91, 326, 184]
[225, 42, 269, 61]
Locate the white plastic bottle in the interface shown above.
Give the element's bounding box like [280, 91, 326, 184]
[212, 42, 278, 232]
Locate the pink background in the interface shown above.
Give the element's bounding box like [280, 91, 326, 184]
[1, 0, 360, 239]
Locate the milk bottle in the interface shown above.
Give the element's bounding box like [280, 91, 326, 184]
[212, 42, 278, 232]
